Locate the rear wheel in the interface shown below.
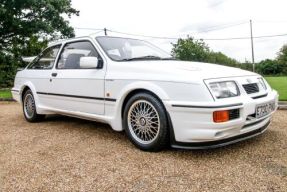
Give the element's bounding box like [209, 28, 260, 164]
[123, 93, 169, 151]
[22, 89, 45, 122]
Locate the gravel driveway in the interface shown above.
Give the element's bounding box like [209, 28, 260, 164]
[0, 102, 286, 191]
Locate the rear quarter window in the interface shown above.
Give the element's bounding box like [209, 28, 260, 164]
[27, 45, 61, 70]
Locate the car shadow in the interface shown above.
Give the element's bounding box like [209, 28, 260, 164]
[42, 114, 272, 157]
[166, 130, 280, 162]
[43, 114, 127, 139]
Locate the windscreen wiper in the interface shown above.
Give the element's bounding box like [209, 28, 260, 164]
[121, 55, 176, 61]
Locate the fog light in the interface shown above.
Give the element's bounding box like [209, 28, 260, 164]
[213, 110, 229, 123]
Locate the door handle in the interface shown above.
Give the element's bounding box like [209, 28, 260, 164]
[51, 73, 57, 77]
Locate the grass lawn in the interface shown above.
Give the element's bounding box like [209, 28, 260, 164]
[0, 89, 12, 99]
[265, 76, 287, 101]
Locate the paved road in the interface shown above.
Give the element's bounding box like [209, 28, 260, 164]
[0, 102, 286, 191]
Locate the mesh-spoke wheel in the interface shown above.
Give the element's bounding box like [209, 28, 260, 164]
[128, 100, 160, 145]
[24, 93, 35, 119]
[22, 89, 45, 122]
[123, 93, 169, 151]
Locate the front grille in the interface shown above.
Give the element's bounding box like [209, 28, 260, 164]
[229, 109, 240, 120]
[242, 83, 259, 94]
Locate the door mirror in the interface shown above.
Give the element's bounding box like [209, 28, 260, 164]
[79, 56, 99, 69]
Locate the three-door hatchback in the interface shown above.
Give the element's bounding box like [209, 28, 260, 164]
[12, 35, 278, 151]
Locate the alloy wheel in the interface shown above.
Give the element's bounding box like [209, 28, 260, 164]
[127, 100, 160, 145]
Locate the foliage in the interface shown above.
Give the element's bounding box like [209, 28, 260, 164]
[171, 37, 210, 62]
[0, 36, 49, 87]
[172, 37, 287, 76]
[239, 61, 253, 72]
[277, 44, 287, 74]
[0, 0, 79, 51]
[172, 37, 239, 67]
[265, 76, 287, 101]
[254, 44, 287, 76]
[0, 53, 18, 88]
[207, 51, 238, 67]
[0, 0, 79, 88]
[256, 59, 282, 75]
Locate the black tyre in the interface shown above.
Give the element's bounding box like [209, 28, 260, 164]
[123, 93, 169, 151]
[22, 89, 45, 122]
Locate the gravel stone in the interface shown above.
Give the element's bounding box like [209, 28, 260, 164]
[0, 102, 286, 191]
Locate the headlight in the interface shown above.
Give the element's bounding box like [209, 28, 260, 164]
[209, 81, 240, 99]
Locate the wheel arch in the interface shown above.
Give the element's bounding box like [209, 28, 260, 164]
[117, 81, 170, 120]
[113, 81, 173, 130]
[19, 82, 37, 103]
[21, 86, 31, 103]
[119, 87, 174, 150]
[109, 81, 171, 131]
[121, 88, 164, 119]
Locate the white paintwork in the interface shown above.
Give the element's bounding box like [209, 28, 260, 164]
[79, 57, 99, 68]
[12, 35, 279, 145]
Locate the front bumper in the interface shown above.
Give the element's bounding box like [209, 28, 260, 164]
[11, 89, 21, 102]
[165, 89, 278, 149]
[171, 120, 270, 149]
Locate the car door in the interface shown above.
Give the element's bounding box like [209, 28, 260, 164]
[46, 40, 106, 115]
[25, 45, 61, 107]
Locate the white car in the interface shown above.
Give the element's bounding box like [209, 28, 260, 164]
[12, 35, 278, 151]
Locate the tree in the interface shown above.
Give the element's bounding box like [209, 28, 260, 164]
[207, 51, 238, 67]
[0, 36, 49, 87]
[239, 60, 253, 72]
[0, 0, 79, 51]
[171, 37, 239, 67]
[256, 59, 282, 75]
[277, 44, 287, 74]
[0, 0, 79, 87]
[171, 37, 210, 62]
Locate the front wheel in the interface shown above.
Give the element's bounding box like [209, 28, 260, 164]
[123, 93, 169, 151]
[22, 89, 45, 122]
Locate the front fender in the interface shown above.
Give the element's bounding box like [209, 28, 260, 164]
[118, 81, 170, 101]
[106, 80, 170, 131]
[20, 81, 38, 103]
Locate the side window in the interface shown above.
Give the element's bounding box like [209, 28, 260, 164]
[28, 45, 61, 69]
[57, 41, 101, 69]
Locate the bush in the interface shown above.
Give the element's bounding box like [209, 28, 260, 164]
[256, 59, 283, 75]
[277, 45, 287, 75]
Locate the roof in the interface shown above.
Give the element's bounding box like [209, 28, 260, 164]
[47, 32, 146, 47]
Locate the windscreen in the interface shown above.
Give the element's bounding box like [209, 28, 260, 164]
[96, 36, 172, 61]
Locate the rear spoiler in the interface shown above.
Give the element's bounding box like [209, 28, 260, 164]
[22, 56, 36, 63]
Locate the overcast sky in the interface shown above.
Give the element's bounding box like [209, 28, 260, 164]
[69, 0, 287, 62]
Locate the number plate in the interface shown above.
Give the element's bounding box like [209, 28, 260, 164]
[256, 101, 275, 119]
